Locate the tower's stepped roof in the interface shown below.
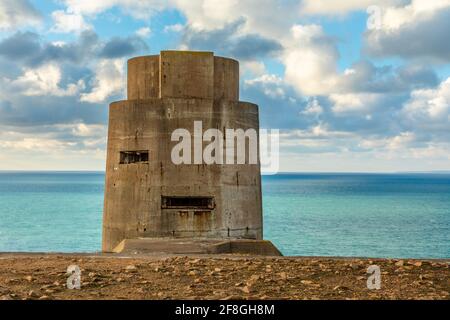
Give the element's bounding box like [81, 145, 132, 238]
[127, 51, 239, 101]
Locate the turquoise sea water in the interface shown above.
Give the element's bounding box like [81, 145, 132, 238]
[0, 172, 448, 258]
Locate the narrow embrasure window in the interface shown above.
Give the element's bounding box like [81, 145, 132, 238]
[119, 151, 149, 164]
[161, 196, 215, 209]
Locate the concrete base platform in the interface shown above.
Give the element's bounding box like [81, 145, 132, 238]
[112, 238, 282, 256]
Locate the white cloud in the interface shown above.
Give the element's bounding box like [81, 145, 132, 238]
[279, 126, 450, 172]
[0, 0, 42, 29]
[9, 64, 85, 97]
[0, 137, 75, 151]
[386, 132, 416, 150]
[245, 74, 286, 98]
[70, 123, 107, 137]
[280, 23, 438, 97]
[0, 124, 107, 170]
[63, 0, 299, 40]
[63, 0, 117, 15]
[365, 0, 450, 61]
[171, 0, 240, 30]
[277, 125, 357, 152]
[135, 27, 151, 37]
[301, 98, 323, 116]
[173, 0, 299, 40]
[403, 77, 450, 121]
[283, 24, 339, 95]
[163, 23, 184, 33]
[0, 123, 107, 149]
[330, 93, 381, 114]
[245, 74, 282, 86]
[80, 59, 125, 103]
[281, 124, 354, 140]
[50, 10, 91, 33]
[378, 0, 449, 30]
[409, 142, 450, 159]
[241, 60, 266, 77]
[300, 0, 404, 15]
[64, 0, 167, 19]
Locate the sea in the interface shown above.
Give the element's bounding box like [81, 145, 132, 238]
[0, 171, 448, 258]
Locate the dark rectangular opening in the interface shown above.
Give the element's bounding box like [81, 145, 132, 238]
[161, 196, 214, 209]
[119, 151, 149, 164]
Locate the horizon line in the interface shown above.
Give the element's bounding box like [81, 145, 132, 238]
[1, 170, 450, 174]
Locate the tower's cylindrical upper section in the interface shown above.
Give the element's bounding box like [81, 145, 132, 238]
[127, 51, 239, 101]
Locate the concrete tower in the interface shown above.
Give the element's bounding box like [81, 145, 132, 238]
[103, 51, 279, 255]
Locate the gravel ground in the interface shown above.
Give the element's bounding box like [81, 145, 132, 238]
[0, 254, 448, 300]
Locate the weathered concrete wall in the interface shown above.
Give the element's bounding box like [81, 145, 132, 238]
[127, 55, 159, 100]
[214, 56, 239, 101]
[160, 51, 214, 99]
[103, 51, 262, 252]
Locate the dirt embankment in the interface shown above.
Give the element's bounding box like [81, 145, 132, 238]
[0, 254, 448, 300]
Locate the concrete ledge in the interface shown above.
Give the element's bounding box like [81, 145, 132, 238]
[113, 238, 282, 256]
[206, 240, 282, 256]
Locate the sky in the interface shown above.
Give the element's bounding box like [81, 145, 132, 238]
[0, 0, 449, 172]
